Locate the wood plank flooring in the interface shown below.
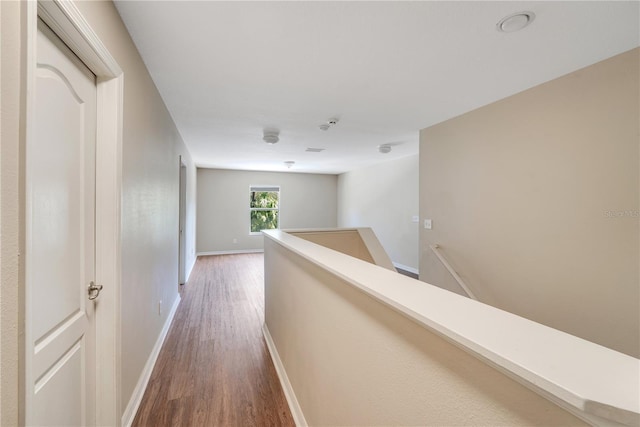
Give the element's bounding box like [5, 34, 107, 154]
[132, 254, 295, 427]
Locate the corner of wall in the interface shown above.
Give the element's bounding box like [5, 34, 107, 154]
[0, 0, 27, 424]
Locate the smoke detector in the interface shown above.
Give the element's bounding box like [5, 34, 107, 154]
[378, 144, 392, 154]
[319, 116, 340, 131]
[497, 12, 535, 33]
[284, 160, 295, 169]
[263, 129, 280, 144]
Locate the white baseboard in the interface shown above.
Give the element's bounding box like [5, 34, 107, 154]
[197, 249, 264, 256]
[121, 294, 181, 427]
[262, 324, 307, 427]
[393, 262, 419, 275]
[185, 258, 196, 282]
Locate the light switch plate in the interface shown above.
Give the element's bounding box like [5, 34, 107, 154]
[424, 219, 432, 230]
[411, 215, 419, 223]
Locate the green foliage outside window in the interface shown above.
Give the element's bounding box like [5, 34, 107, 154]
[250, 190, 279, 232]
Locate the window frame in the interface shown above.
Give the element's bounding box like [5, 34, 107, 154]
[249, 185, 280, 235]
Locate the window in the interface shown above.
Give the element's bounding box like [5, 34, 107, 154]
[250, 186, 280, 233]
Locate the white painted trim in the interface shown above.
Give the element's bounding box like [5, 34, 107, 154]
[94, 75, 124, 427]
[37, 0, 121, 76]
[185, 258, 196, 283]
[196, 249, 264, 256]
[29, 2, 124, 425]
[121, 295, 181, 427]
[392, 262, 419, 275]
[23, 3, 39, 424]
[262, 324, 308, 427]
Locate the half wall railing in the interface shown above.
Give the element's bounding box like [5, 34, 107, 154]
[262, 228, 639, 427]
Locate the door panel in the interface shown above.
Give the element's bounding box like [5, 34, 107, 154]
[32, 341, 84, 426]
[32, 63, 86, 341]
[27, 19, 97, 426]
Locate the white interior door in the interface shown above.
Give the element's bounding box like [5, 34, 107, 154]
[26, 19, 98, 426]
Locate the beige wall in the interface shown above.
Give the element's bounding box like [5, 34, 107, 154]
[264, 237, 587, 426]
[1, 1, 26, 424]
[73, 0, 198, 412]
[420, 48, 639, 357]
[197, 168, 337, 252]
[291, 230, 375, 264]
[338, 155, 419, 271]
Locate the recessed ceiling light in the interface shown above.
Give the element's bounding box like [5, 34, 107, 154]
[497, 11, 535, 33]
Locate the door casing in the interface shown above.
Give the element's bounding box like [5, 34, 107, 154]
[178, 156, 187, 286]
[25, 1, 123, 425]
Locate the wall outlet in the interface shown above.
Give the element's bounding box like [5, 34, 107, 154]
[424, 219, 432, 230]
[158, 300, 162, 316]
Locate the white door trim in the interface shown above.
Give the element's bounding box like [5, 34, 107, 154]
[178, 156, 187, 285]
[27, 1, 123, 425]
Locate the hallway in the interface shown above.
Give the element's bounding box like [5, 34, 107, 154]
[132, 254, 295, 426]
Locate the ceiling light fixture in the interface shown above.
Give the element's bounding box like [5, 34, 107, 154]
[263, 129, 280, 144]
[284, 160, 295, 169]
[497, 11, 535, 33]
[378, 144, 392, 154]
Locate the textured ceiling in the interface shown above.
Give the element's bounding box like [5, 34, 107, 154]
[114, 1, 639, 174]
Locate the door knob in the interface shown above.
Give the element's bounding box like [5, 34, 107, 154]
[88, 281, 103, 300]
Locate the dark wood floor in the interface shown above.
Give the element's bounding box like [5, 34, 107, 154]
[132, 254, 295, 427]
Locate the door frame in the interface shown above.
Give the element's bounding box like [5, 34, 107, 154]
[178, 156, 187, 286]
[25, 1, 123, 425]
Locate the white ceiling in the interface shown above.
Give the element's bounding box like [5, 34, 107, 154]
[114, 1, 639, 174]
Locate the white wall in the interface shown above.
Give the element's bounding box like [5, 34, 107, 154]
[420, 49, 639, 358]
[197, 168, 337, 253]
[338, 155, 419, 272]
[65, 0, 198, 414]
